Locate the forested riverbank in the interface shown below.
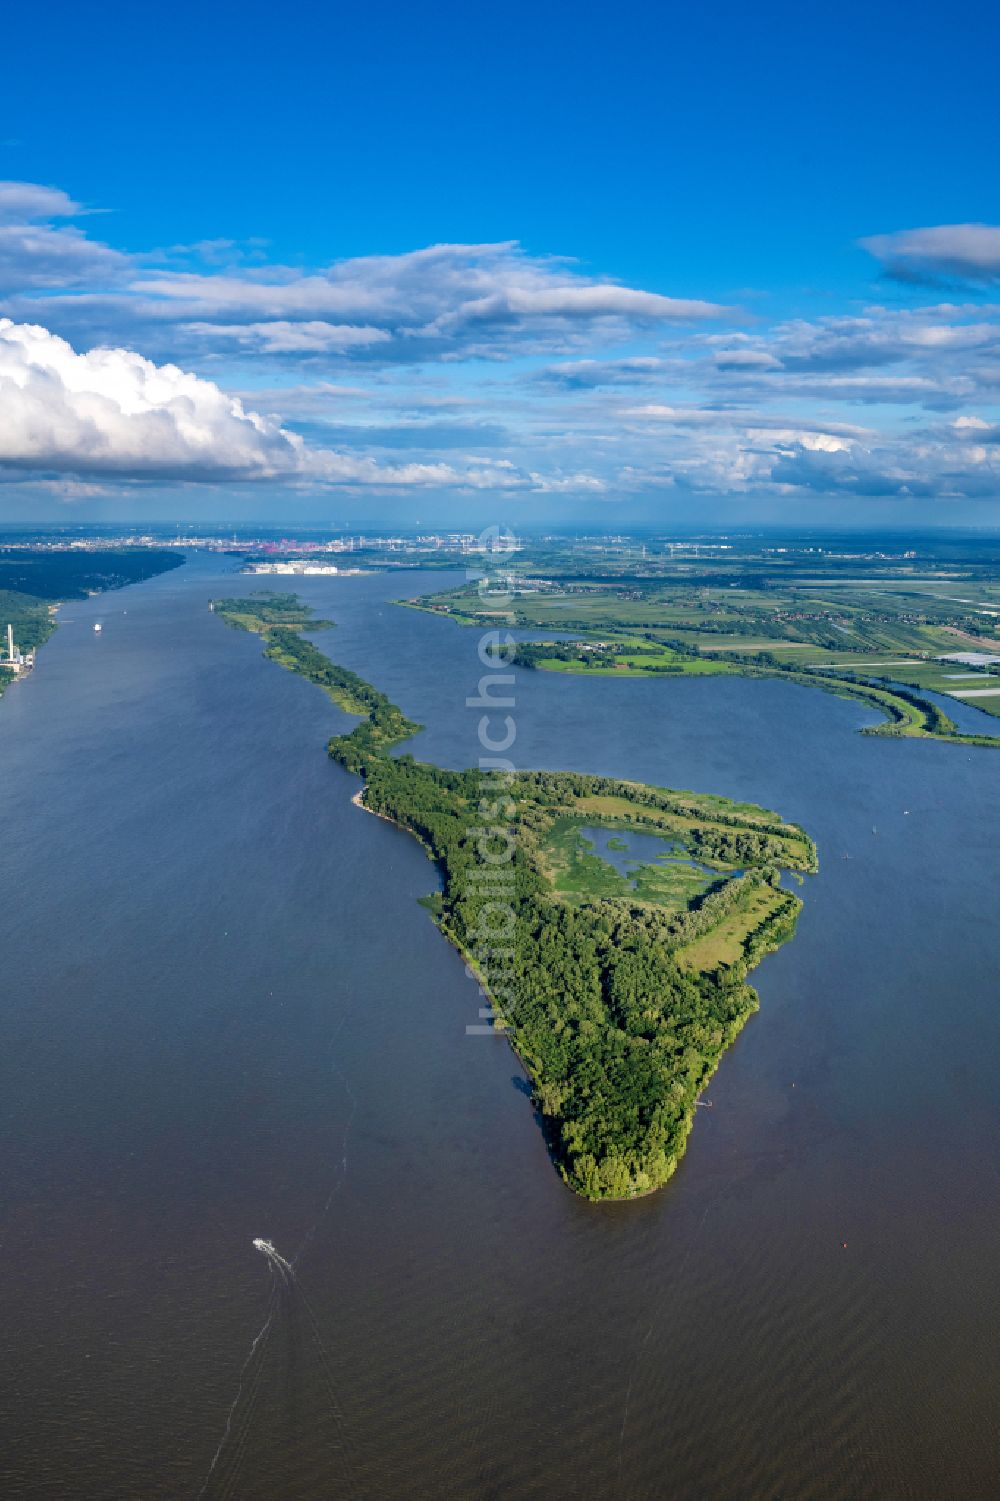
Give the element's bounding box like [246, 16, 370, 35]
[0, 549, 184, 699]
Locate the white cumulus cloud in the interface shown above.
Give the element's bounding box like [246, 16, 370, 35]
[0, 318, 563, 492]
[0, 318, 313, 478]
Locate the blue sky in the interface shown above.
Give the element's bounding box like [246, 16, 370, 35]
[2, 0, 1000, 526]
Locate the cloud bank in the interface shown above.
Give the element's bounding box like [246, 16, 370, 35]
[0, 318, 519, 489]
[862, 224, 1000, 284]
[0, 181, 128, 295]
[0, 318, 312, 478]
[1, 181, 1000, 507]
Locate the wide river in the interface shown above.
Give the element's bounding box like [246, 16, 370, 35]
[1, 557, 997, 1500]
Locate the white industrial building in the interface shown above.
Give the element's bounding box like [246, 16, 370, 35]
[4, 623, 34, 674]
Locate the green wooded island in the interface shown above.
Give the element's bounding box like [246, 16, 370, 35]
[214, 593, 817, 1201]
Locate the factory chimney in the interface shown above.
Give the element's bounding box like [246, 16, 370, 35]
[6, 623, 13, 663]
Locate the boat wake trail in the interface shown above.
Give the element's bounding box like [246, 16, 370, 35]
[197, 1248, 283, 1501]
[198, 1236, 357, 1500]
[195, 1025, 359, 1499]
[252, 1238, 294, 1281]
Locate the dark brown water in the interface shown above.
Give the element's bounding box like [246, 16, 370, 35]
[1, 557, 998, 1500]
